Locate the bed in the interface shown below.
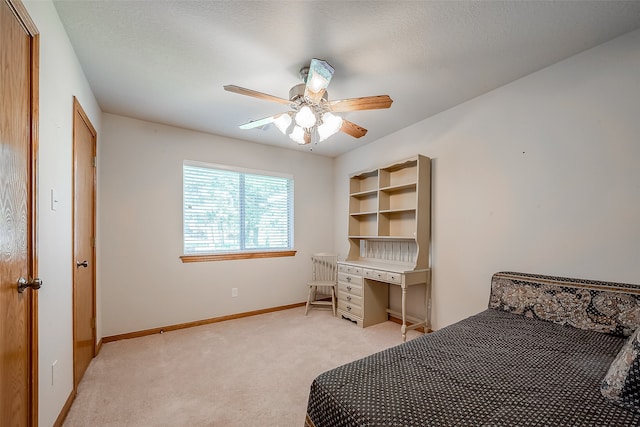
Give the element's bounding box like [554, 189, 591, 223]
[305, 271, 640, 426]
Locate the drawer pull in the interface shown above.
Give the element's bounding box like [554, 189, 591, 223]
[347, 305, 352, 311]
[346, 276, 352, 282]
[347, 296, 352, 301]
[347, 286, 352, 291]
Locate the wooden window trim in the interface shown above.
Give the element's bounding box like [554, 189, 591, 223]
[180, 250, 296, 263]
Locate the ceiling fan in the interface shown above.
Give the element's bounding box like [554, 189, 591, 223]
[224, 59, 393, 145]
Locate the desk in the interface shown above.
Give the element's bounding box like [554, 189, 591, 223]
[337, 261, 431, 341]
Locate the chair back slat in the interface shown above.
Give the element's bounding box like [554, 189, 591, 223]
[311, 254, 337, 283]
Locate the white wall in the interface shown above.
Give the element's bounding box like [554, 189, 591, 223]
[98, 114, 334, 336]
[335, 29, 640, 331]
[23, 1, 102, 426]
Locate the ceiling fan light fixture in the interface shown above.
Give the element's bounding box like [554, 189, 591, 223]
[225, 58, 391, 147]
[318, 112, 343, 141]
[289, 125, 307, 144]
[308, 73, 329, 93]
[295, 105, 316, 128]
[306, 59, 334, 93]
[274, 114, 292, 134]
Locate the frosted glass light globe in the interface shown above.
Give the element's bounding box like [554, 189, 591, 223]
[289, 125, 307, 144]
[274, 114, 292, 134]
[318, 112, 343, 141]
[294, 106, 316, 128]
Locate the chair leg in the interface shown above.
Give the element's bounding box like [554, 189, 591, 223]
[305, 285, 314, 315]
[331, 286, 336, 317]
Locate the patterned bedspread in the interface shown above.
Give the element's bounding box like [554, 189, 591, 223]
[306, 309, 640, 426]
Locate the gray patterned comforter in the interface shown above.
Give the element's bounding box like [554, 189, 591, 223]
[306, 309, 640, 426]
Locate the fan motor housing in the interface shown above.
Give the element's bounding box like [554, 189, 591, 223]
[289, 83, 328, 103]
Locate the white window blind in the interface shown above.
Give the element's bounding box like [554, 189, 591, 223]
[183, 162, 294, 255]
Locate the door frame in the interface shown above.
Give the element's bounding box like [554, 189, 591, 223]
[5, 0, 40, 424]
[72, 97, 97, 388]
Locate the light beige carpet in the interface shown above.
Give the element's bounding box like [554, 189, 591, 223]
[63, 306, 421, 427]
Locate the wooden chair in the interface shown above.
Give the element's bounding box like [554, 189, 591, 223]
[305, 253, 338, 316]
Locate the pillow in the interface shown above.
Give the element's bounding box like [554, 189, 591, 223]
[601, 327, 640, 412]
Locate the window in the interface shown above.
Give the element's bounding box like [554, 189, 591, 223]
[182, 161, 295, 262]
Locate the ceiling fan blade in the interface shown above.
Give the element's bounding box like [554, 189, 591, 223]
[224, 85, 290, 105]
[340, 120, 368, 138]
[304, 58, 334, 104]
[328, 95, 393, 112]
[239, 114, 280, 129]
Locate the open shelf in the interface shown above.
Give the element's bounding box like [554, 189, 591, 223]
[379, 186, 416, 212]
[350, 170, 378, 195]
[348, 212, 377, 237]
[378, 210, 416, 237]
[379, 159, 418, 188]
[380, 182, 416, 193]
[350, 192, 378, 215]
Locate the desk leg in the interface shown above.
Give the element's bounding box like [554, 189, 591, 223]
[401, 284, 407, 342]
[425, 273, 432, 332]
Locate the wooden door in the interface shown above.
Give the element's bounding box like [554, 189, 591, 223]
[72, 98, 97, 388]
[0, 0, 39, 425]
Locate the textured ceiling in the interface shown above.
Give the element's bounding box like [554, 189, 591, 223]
[53, 1, 640, 157]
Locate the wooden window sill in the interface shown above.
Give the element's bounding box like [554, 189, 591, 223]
[180, 250, 297, 263]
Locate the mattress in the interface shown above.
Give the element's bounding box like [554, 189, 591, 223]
[306, 309, 640, 426]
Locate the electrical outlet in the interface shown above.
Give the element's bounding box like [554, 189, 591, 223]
[231, 287, 238, 297]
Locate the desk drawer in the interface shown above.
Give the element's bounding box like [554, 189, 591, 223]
[337, 290, 363, 307]
[338, 264, 363, 275]
[338, 272, 363, 285]
[338, 281, 363, 297]
[338, 300, 363, 317]
[387, 272, 402, 284]
[363, 268, 388, 282]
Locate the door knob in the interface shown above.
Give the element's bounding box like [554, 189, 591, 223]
[76, 260, 88, 268]
[17, 277, 42, 293]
